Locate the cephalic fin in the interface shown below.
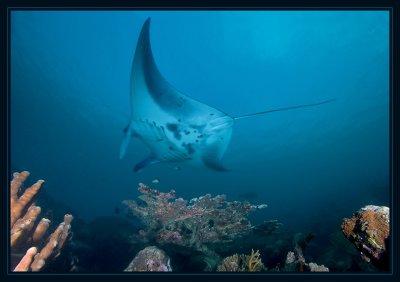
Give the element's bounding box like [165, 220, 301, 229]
[134, 154, 160, 172]
[120, 125, 140, 159]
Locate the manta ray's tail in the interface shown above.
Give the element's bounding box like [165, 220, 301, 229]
[232, 99, 336, 120]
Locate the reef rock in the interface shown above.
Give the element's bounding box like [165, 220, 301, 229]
[341, 205, 389, 271]
[308, 262, 329, 272]
[124, 246, 172, 272]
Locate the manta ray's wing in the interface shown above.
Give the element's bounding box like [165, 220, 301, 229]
[120, 18, 234, 171]
[130, 119, 191, 172]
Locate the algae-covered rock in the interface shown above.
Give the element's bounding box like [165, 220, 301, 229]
[341, 205, 389, 271]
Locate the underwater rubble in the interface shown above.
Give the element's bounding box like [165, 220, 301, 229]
[341, 205, 390, 271]
[10, 171, 73, 272]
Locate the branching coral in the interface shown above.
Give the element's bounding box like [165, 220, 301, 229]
[123, 183, 267, 252]
[10, 171, 73, 272]
[10, 171, 44, 246]
[247, 249, 263, 272]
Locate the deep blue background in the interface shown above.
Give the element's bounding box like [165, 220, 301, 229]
[11, 11, 389, 239]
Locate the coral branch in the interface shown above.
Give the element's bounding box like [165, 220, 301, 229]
[10, 171, 44, 227]
[32, 218, 51, 243]
[247, 249, 262, 272]
[10, 205, 41, 248]
[14, 247, 38, 272]
[30, 214, 74, 272]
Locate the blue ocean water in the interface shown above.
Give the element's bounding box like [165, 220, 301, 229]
[11, 10, 389, 249]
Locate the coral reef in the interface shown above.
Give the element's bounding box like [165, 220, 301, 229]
[341, 205, 389, 271]
[216, 249, 264, 272]
[123, 183, 267, 251]
[10, 171, 73, 272]
[124, 246, 172, 272]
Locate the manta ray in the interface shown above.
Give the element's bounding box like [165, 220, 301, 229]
[120, 18, 335, 172]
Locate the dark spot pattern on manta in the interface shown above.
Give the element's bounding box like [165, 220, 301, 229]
[166, 123, 178, 132]
[166, 123, 183, 140]
[182, 143, 195, 155]
[174, 131, 182, 140]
